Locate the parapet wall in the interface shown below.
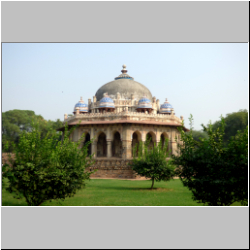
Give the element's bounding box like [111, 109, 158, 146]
[64, 111, 183, 125]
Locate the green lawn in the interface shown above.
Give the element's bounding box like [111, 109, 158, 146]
[1, 178, 243, 206]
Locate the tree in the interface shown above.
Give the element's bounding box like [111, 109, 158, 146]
[2, 110, 36, 152]
[131, 139, 176, 189]
[211, 109, 248, 144]
[173, 115, 248, 206]
[2, 110, 63, 152]
[3, 123, 95, 206]
[186, 130, 208, 142]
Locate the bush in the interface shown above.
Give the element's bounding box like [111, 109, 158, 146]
[3, 123, 95, 206]
[173, 115, 248, 206]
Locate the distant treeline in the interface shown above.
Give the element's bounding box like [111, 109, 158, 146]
[186, 109, 248, 144]
[2, 110, 63, 152]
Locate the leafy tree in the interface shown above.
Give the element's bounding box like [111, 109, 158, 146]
[186, 130, 208, 142]
[131, 139, 176, 189]
[2, 110, 63, 152]
[211, 109, 248, 144]
[173, 115, 248, 206]
[2, 110, 36, 151]
[3, 123, 95, 206]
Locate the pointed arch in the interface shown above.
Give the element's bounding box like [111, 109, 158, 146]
[83, 132, 91, 156]
[97, 132, 107, 157]
[160, 132, 170, 153]
[146, 131, 156, 150]
[132, 130, 142, 157]
[112, 131, 122, 158]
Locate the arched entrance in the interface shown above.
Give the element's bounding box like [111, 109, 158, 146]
[146, 132, 156, 150]
[112, 132, 122, 158]
[97, 132, 107, 157]
[160, 132, 170, 153]
[132, 131, 141, 157]
[84, 133, 91, 156]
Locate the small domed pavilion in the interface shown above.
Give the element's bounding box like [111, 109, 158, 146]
[62, 65, 187, 179]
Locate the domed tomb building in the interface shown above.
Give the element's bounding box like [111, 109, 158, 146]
[62, 65, 186, 179]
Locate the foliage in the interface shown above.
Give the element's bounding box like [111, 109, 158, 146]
[2, 123, 95, 206]
[173, 115, 248, 206]
[131, 139, 176, 189]
[2, 110, 63, 152]
[186, 130, 208, 142]
[211, 109, 248, 144]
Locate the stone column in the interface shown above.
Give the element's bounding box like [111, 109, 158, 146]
[170, 130, 178, 156]
[91, 141, 97, 158]
[107, 140, 112, 158]
[122, 140, 132, 159]
[73, 127, 79, 142]
[168, 138, 172, 155]
[171, 142, 178, 156]
[130, 140, 134, 157]
[121, 124, 132, 159]
[90, 127, 96, 158]
[141, 130, 146, 143]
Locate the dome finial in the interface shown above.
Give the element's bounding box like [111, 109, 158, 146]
[115, 64, 134, 80]
[80, 96, 84, 103]
[121, 64, 127, 74]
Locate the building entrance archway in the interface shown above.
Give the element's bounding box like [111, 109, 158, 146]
[132, 131, 141, 157]
[97, 132, 107, 157]
[160, 133, 170, 153]
[112, 132, 122, 158]
[146, 132, 156, 150]
[84, 133, 91, 156]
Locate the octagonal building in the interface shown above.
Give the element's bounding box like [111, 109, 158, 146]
[62, 65, 186, 179]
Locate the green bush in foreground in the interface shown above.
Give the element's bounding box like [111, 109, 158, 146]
[173, 115, 248, 206]
[3, 123, 95, 206]
[131, 139, 175, 189]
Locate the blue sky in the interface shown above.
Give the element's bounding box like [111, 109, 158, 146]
[2, 43, 248, 130]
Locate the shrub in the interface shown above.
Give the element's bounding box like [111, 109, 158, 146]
[173, 115, 248, 206]
[3, 123, 95, 206]
[131, 139, 176, 189]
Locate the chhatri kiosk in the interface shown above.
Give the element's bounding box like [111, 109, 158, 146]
[62, 65, 186, 179]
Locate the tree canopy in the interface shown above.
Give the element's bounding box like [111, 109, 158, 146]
[210, 109, 248, 143]
[173, 115, 248, 206]
[186, 130, 209, 142]
[2, 110, 63, 152]
[131, 139, 175, 189]
[3, 124, 95, 206]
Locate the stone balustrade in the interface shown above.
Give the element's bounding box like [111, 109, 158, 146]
[64, 111, 182, 124]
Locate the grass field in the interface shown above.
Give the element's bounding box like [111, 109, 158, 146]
[1, 178, 243, 206]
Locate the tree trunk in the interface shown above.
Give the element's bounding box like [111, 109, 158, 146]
[151, 178, 154, 189]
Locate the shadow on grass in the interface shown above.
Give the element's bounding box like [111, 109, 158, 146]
[91, 185, 173, 191]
